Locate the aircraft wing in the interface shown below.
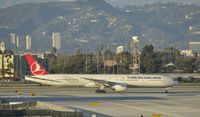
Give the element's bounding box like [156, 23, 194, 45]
[80, 77, 117, 87]
[25, 76, 61, 82]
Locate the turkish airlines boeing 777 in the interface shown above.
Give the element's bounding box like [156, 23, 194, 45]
[24, 53, 179, 93]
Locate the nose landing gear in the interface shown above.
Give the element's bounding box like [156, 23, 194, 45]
[165, 87, 171, 93]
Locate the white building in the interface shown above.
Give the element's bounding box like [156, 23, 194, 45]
[9, 33, 19, 50]
[180, 50, 193, 57]
[25, 35, 31, 50]
[116, 46, 125, 54]
[52, 32, 61, 50]
[0, 42, 5, 52]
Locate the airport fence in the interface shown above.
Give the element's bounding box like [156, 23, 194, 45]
[0, 110, 83, 117]
[0, 101, 37, 110]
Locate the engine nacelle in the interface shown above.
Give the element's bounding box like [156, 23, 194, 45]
[112, 83, 127, 92]
[84, 82, 97, 88]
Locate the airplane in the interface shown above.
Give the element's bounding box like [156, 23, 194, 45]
[24, 53, 179, 93]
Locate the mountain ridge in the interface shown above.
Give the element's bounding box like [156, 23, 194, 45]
[0, 1, 199, 52]
[1, 0, 200, 9]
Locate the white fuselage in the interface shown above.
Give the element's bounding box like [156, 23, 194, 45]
[25, 74, 178, 88]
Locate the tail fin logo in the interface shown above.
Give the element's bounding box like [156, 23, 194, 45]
[25, 53, 48, 75]
[30, 62, 46, 75]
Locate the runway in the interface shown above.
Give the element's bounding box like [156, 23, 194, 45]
[1, 86, 200, 117]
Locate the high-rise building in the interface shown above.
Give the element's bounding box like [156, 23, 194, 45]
[25, 35, 31, 50]
[9, 33, 19, 50]
[16, 36, 19, 48]
[10, 33, 16, 45]
[52, 32, 61, 50]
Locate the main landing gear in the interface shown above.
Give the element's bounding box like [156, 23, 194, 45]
[95, 85, 106, 93]
[95, 89, 106, 93]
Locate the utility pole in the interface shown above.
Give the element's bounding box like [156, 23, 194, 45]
[85, 52, 88, 72]
[96, 51, 99, 74]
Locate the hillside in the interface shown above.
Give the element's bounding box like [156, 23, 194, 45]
[124, 3, 200, 49]
[106, 0, 200, 7]
[0, 0, 200, 52]
[0, 0, 67, 9]
[1, 0, 200, 9]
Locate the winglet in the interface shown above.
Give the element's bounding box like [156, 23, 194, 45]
[25, 53, 48, 75]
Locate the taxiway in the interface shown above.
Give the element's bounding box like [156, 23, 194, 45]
[0, 86, 200, 117]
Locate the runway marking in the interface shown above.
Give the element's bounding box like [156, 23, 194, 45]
[107, 102, 184, 117]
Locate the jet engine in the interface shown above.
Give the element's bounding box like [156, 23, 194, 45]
[112, 83, 127, 92]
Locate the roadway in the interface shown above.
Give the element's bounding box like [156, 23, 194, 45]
[0, 86, 200, 117]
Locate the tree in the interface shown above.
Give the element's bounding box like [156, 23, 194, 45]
[115, 52, 131, 74]
[140, 44, 154, 73]
[162, 47, 180, 65]
[175, 57, 196, 73]
[153, 52, 163, 73]
[48, 49, 57, 73]
[51, 47, 57, 55]
[140, 44, 162, 73]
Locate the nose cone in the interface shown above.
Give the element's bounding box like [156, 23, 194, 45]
[165, 76, 179, 87]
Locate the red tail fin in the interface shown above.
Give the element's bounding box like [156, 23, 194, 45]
[25, 53, 48, 75]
